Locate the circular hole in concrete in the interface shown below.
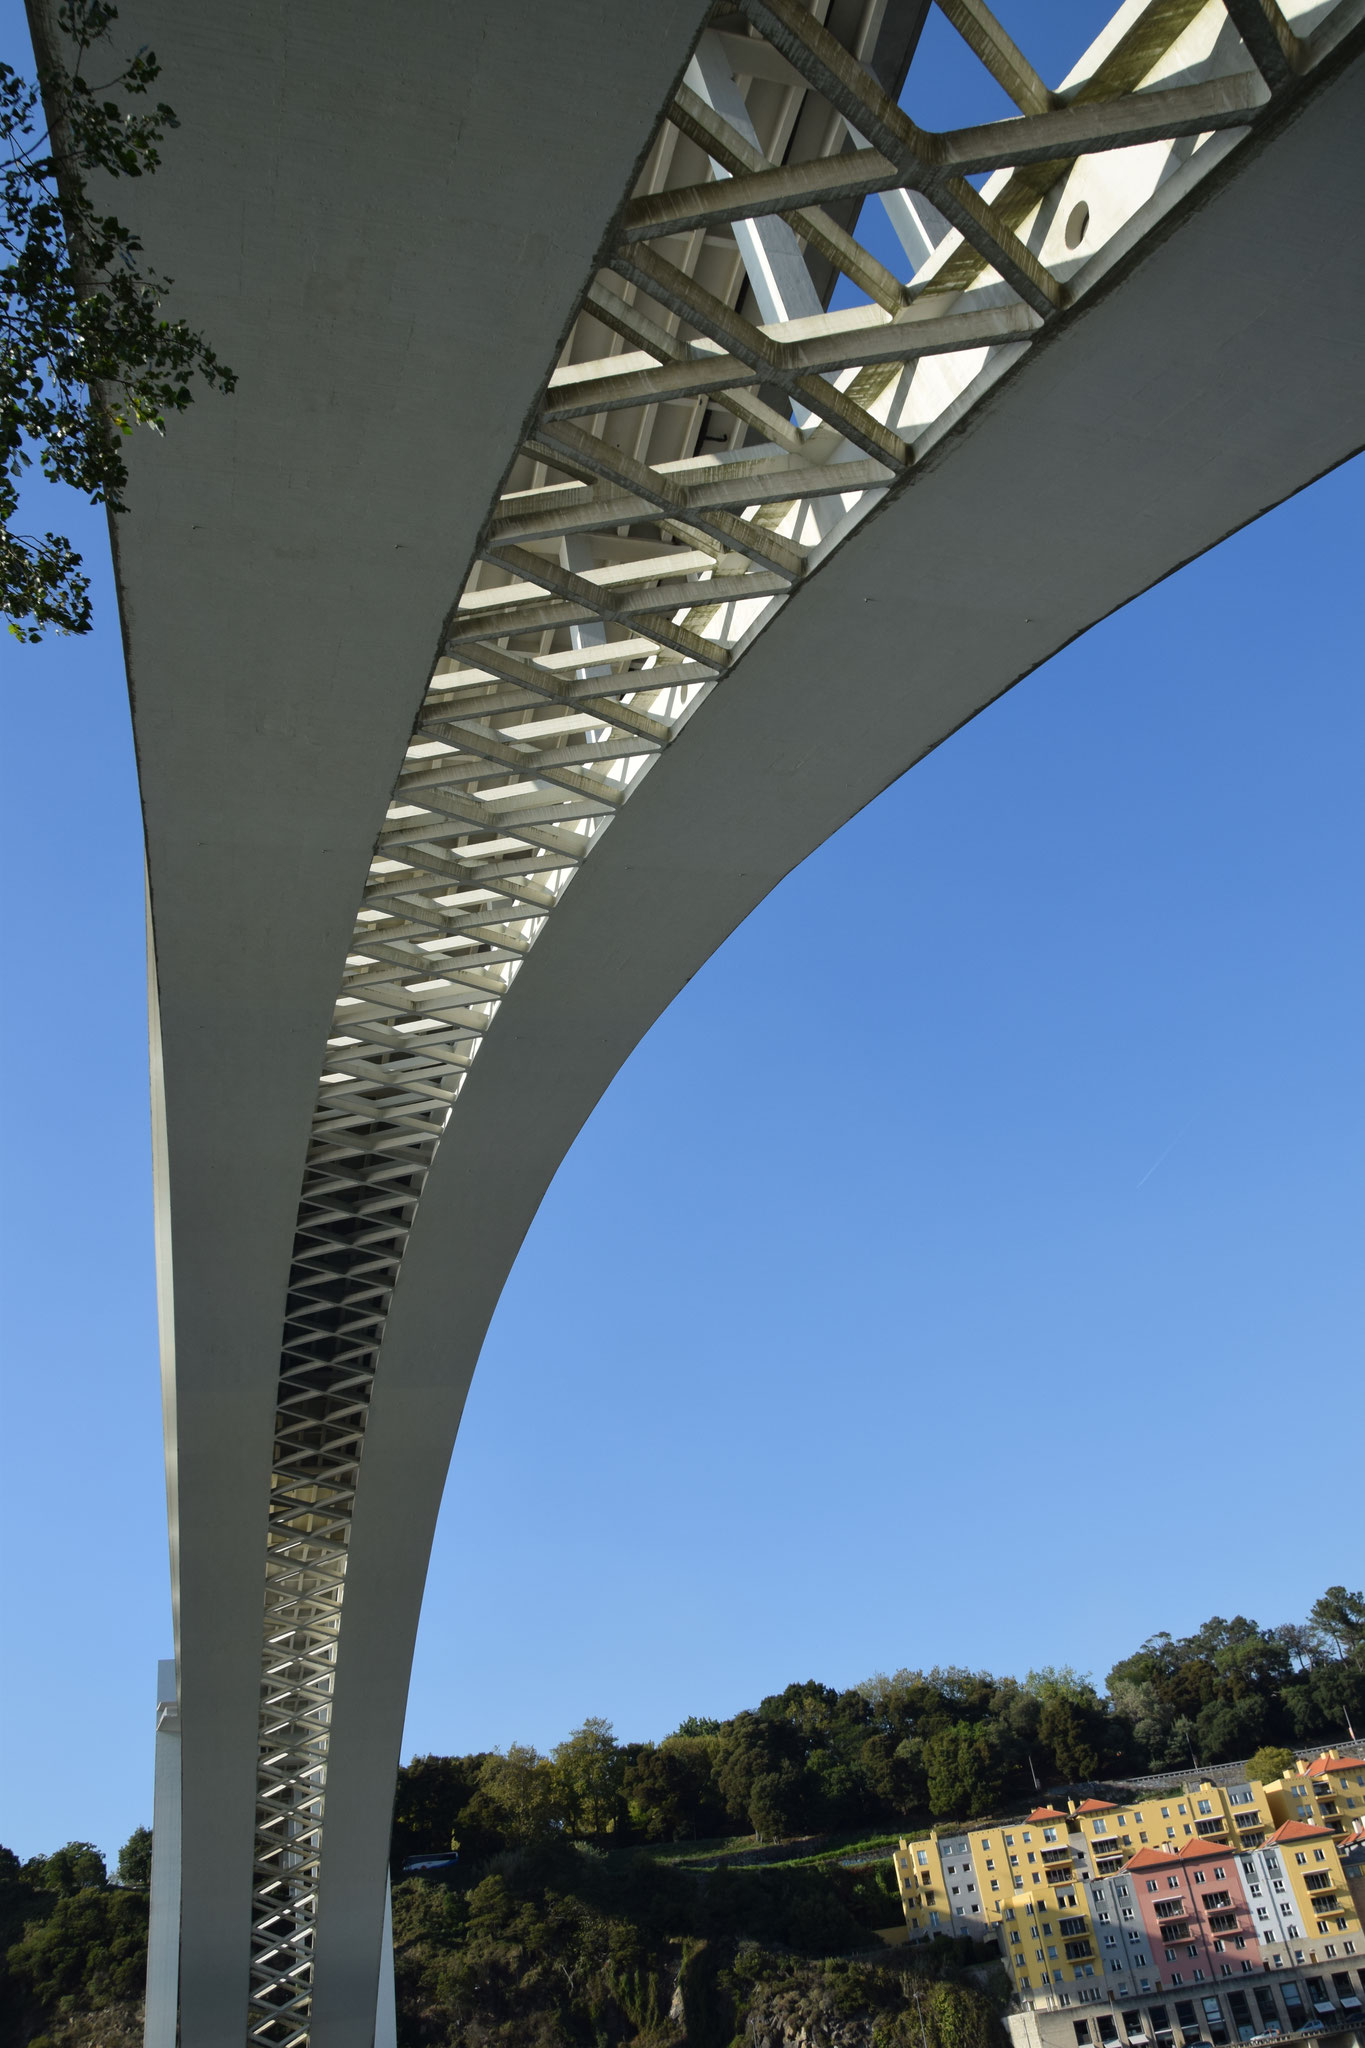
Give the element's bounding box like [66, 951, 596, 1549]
[1065, 201, 1090, 250]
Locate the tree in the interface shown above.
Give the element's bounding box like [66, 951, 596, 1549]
[747, 1766, 807, 1843]
[1247, 1744, 1297, 1785]
[476, 1744, 562, 1846]
[1272, 1623, 1319, 1672]
[553, 1718, 625, 1838]
[1310, 1586, 1365, 1661]
[1194, 1694, 1268, 1764]
[38, 1840, 107, 1894]
[924, 1723, 1002, 1821]
[2, 0, 233, 640]
[116, 1824, 151, 1887]
[391, 1752, 494, 1867]
[5, 1882, 147, 2008]
[713, 1711, 805, 1833]
[621, 1737, 726, 1842]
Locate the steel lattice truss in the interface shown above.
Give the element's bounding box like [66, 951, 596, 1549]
[244, 0, 1357, 2037]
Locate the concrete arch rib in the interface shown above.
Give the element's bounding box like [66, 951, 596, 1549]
[39, 3, 714, 2043]
[315, 47, 1365, 2040]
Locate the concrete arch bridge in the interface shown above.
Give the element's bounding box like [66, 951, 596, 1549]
[34, 0, 1363, 2040]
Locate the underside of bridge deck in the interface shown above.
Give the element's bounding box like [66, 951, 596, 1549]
[32, 0, 1364, 2040]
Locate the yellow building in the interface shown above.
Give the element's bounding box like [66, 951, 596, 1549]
[1269, 1819, 1364, 1944]
[1341, 1818, 1365, 1926]
[1263, 1749, 1365, 1834]
[893, 1807, 1108, 1999]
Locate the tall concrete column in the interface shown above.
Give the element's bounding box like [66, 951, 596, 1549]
[144, 1660, 181, 2048]
[374, 1878, 396, 2048]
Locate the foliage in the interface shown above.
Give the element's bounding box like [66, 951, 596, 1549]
[34, 1846, 106, 1899]
[391, 1585, 1363, 1868]
[2, 0, 233, 640]
[390, 1844, 1001, 2048]
[114, 1829, 151, 1890]
[6, 1885, 148, 2010]
[1245, 1745, 1297, 1786]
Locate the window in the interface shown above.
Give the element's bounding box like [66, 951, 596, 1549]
[1004, 1835, 1014, 1847]
[1123, 1909, 1135, 1921]
[918, 1852, 928, 1867]
[1046, 1829, 1059, 1843]
[986, 1859, 995, 1870]
[1198, 1802, 1213, 1816]
[1147, 1882, 1159, 1894]
[1096, 1820, 1109, 1835]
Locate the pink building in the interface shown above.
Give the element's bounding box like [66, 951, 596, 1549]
[1128, 1841, 1259, 1990]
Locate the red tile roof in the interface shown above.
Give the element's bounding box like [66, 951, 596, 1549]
[1300, 1755, 1364, 1777]
[1077, 1798, 1118, 1814]
[1027, 1807, 1069, 1823]
[1271, 1820, 1335, 1843]
[1127, 1846, 1179, 1868]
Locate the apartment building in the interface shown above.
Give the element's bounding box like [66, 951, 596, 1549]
[891, 1750, 1364, 2014]
[1267, 1757, 1365, 1835]
[1127, 1840, 1259, 1983]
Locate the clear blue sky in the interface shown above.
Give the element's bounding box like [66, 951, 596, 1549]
[1, 1, 1361, 1871]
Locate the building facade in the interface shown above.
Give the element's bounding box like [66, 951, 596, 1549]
[1266, 1758, 1365, 1837]
[891, 1748, 1365, 2030]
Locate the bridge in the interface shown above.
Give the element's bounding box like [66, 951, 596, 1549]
[36, 0, 1363, 2040]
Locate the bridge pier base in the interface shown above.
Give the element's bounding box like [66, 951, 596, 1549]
[144, 1661, 181, 2048]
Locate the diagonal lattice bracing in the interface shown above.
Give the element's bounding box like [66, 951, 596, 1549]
[243, 0, 1360, 2035]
